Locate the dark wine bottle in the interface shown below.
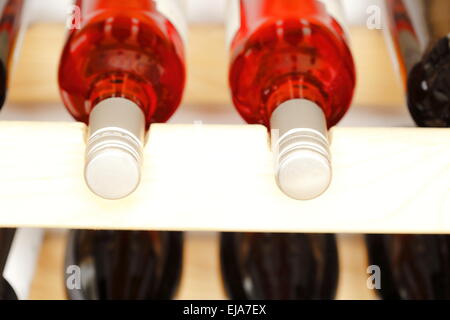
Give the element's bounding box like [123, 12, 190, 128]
[407, 34, 450, 127]
[220, 233, 339, 300]
[0, 228, 17, 300]
[365, 235, 401, 300]
[0, 0, 25, 108]
[366, 234, 450, 299]
[65, 230, 184, 300]
[382, 0, 449, 126]
[0, 278, 17, 300]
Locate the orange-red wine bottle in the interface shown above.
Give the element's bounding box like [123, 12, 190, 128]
[227, 0, 355, 200]
[59, 0, 186, 199]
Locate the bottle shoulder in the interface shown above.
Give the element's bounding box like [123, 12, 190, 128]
[231, 17, 352, 67]
[66, 10, 184, 55]
[58, 9, 186, 125]
[229, 18, 356, 126]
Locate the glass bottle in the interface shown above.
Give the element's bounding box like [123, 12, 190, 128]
[58, 0, 186, 199]
[65, 230, 184, 300]
[221, 233, 339, 299]
[0, 0, 26, 108]
[227, 0, 356, 200]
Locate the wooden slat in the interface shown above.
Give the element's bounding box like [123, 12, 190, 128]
[0, 122, 448, 233]
[29, 231, 66, 300]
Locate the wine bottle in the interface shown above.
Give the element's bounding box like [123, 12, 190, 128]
[65, 230, 184, 300]
[58, 0, 186, 199]
[0, 0, 24, 283]
[0, 0, 26, 108]
[366, 234, 450, 299]
[365, 234, 401, 300]
[407, 33, 449, 127]
[0, 228, 43, 300]
[227, 0, 356, 200]
[220, 233, 339, 300]
[382, 0, 449, 126]
[0, 228, 17, 300]
[382, 0, 422, 87]
[367, 0, 450, 300]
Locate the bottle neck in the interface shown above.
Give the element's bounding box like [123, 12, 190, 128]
[88, 73, 157, 127]
[88, 97, 146, 143]
[266, 77, 328, 127]
[85, 97, 146, 200]
[270, 98, 331, 200]
[270, 98, 328, 143]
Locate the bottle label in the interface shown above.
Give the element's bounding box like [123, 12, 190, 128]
[155, 0, 188, 44]
[3, 229, 44, 300]
[226, 0, 350, 49]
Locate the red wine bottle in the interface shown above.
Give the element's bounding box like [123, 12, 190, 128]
[58, 0, 186, 199]
[220, 233, 339, 300]
[65, 230, 184, 300]
[0, 0, 25, 108]
[0, 228, 17, 300]
[227, 0, 355, 200]
[366, 234, 450, 299]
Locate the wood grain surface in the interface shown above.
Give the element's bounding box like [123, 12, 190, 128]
[0, 123, 448, 233]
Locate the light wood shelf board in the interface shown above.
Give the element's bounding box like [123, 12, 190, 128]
[0, 122, 448, 233]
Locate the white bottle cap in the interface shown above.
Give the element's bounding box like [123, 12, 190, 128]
[85, 98, 146, 200]
[270, 99, 331, 200]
